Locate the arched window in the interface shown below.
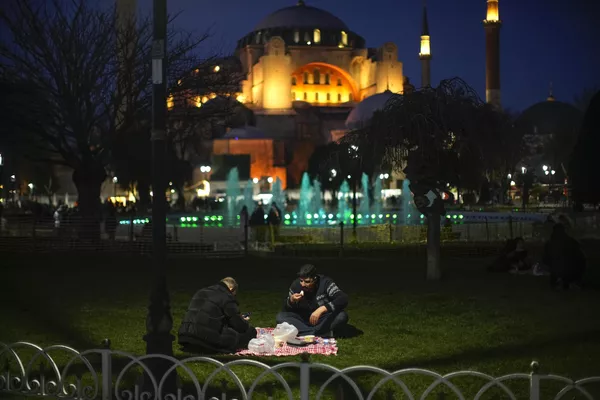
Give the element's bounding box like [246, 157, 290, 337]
[315, 93, 319, 101]
[313, 29, 321, 44]
[337, 93, 342, 102]
[293, 30, 300, 43]
[337, 78, 342, 86]
[348, 93, 353, 102]
[325, 73, 330, 84]
[303, 72, 309, 84]
[291, 92, 296, 101]
[341, 31, 348, 46]
[303, 92, 308, 100]
[326, 93, 331, 101]
[314, 69, 320, 84]
[292, 77, 297, 85]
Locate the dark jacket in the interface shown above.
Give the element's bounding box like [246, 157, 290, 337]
[178, 282, 252, 352]
[543, 231, 586, 279]
[283, 274, 348, 320]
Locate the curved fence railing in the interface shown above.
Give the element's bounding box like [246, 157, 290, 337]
[1, 340, 599, 400]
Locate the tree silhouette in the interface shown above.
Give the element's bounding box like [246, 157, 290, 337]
[344, 77, 518, 279]
[569, 90, 600, 208]
[0, 0, 220, 237]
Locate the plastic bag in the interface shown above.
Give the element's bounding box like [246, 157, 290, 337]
[247, 334, 275, 354]
[272, 322, 298, 343]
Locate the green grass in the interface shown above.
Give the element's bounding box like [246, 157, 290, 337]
[1, 248, 599, 399]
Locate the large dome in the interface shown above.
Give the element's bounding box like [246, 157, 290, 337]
[345, 91, 400, 130]
[519, 97, 583, 135]
[254, 1, 349, 31]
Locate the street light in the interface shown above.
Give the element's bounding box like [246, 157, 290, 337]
[146, 0, 175, 392]
[542, 165, 548, 172]
[267, 177, 273, 183]
[200, 165, 211, 173]
[28, 183, 34, 190]
[252, 177, 259, 184]
[112, 177, 118, 183]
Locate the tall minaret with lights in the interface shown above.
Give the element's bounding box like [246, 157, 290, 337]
[419, 1, 432, 88]
[483, 0, 501, 108]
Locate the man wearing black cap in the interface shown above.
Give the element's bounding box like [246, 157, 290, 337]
[275, 264, 349, 337]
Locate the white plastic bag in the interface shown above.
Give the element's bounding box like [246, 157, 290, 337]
[247, 334, 275, 354]
[272, 322, 298, 343]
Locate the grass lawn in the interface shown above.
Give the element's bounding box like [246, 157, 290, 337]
[1, 247, 599, 399]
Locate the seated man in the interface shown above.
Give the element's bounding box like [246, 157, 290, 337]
[276, 264, 349, 337]
[178, 277, 256, 353]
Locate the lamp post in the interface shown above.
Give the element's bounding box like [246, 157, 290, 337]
[0, 152, 3, 202]
[145, 0, 175, 392]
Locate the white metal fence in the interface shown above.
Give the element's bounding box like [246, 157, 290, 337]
[1, 341, 598, 400]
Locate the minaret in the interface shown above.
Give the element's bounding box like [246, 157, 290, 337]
[419, 1, 432, 88]
[483, 0, 501, 108]
[547, 82, 555, 101]
[116, 0, 136, 30]
[116, 0, 137, 122]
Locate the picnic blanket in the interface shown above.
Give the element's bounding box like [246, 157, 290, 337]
[234, 328, 338, 357]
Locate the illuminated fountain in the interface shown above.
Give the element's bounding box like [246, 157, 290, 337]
[312, 179, 324, 222]
[225, 167, 240, 226]
[359, 173, 370, 224]
[271, 177, 285, 208]
[402, 179, 417, 225]
[337, 180, 350, 224]
[242, 179, 254, 214]
[297, 172, 312, 225]
[373, 175, 383, 221]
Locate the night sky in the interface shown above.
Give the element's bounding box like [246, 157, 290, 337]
[128, 0, 599, 113]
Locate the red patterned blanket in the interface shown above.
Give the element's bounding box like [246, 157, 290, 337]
[234, 328, 338, 357]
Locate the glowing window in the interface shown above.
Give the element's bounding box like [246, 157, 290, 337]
[325, 73, 330, 85]
[348, 93, 353, 102]
[291, 91, 296, 100]
[326, 93, 331, 101]
[337, 93, 342, 102]
[294, 30, 300, 43]
[337, 78, 342, 86]
[303, 72, 309, 84]
[341, 31, 348, 46]
[314, 69, 320, 84]
[315, 93, 319, 101]
[303, 92, 307, 100]
[292, 77, 297, 85]
[313, 29, 321, 44]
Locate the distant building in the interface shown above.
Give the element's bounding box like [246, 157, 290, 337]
[175, 0, 407, 189]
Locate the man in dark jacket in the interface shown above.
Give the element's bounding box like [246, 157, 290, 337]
[275, 264, 349, 337]
[543, 224, 586, 290]
[178, 277, 257, 353]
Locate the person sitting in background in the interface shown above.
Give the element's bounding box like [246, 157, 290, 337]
[276, 264, 349, 337]
[543, 224, 586, 290]
[178, 277, 256, 354]
[488, 237, 532, 273]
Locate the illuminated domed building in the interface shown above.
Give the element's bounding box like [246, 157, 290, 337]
[207, 0, 407, 188]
